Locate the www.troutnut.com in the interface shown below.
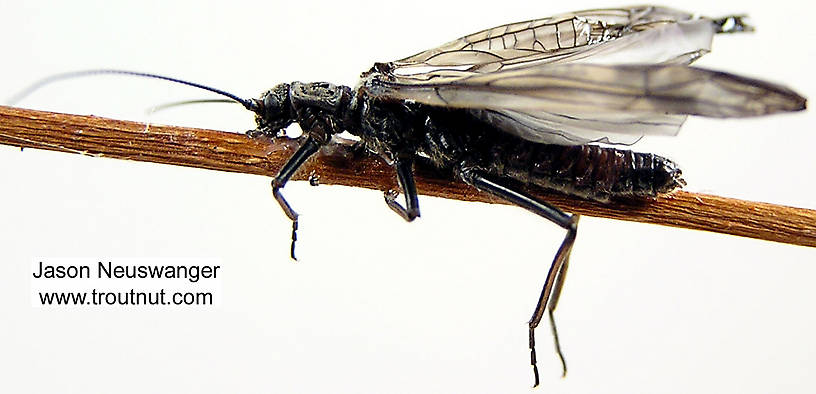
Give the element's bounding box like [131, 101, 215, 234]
[31, 259, 221, 307]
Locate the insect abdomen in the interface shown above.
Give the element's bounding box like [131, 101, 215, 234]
[415, 106, 685, 202]
[493, 143, 685, 202]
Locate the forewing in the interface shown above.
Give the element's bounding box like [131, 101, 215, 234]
[366, 63, 804, 144]
[363, 6, 803, 145]
[373, 63, 805, 117]
[390, 5, 718, 84]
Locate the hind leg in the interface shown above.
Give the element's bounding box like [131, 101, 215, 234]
[458, 165, 578, 387]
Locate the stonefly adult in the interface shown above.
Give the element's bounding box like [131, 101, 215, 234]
[11, 5, 806, 386]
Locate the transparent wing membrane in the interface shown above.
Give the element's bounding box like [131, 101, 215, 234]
[379, 64, 805, 116]
[390, 6, 720, 81]
[470, 109, 687, 146]
[368, 63, 804, 144]
[363, 6, 806, 146]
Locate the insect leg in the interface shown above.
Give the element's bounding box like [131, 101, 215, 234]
[458, 166, 578, 387]
[272, 137, 321, 260]
[546, 224, 578, 377]
[383, 156, 420, 221]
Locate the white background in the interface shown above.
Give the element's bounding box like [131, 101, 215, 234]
[1, 1, 814, 393]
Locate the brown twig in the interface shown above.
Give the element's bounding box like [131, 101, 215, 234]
[1, 105, 815, 248]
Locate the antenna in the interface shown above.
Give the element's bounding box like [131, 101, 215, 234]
[8, 69, 258, 112]
[146, 98, 239, 115]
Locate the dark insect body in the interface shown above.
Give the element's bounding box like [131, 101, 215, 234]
[252, 79, 686, 205]
[13, 5, 806, 386]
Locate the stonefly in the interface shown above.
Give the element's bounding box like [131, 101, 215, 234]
[14, 5, 806, 386]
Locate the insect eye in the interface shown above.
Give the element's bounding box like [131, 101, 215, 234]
[255, 83, 293, 133]
[258, 84, 290, 116]
[262, 90, 283, 111]
[263, 87, 283, 113]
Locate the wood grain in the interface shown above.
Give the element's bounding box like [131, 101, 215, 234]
[1, 105, 814, 248]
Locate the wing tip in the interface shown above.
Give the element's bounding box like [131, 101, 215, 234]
[777, 89, 807, 114]
[795, 95, 807, 112]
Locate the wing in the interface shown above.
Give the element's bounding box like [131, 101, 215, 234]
[366, 63, 804, 144]
[361, 6, 805, 145]
[468, 108, 687, 146]
[389, 6, 725, 83]
[373, 63, 804, 117]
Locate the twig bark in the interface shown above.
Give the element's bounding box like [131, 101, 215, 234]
[1, 105, 815, 248]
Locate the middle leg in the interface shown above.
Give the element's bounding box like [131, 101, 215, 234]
[383, 156, 420, 222]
